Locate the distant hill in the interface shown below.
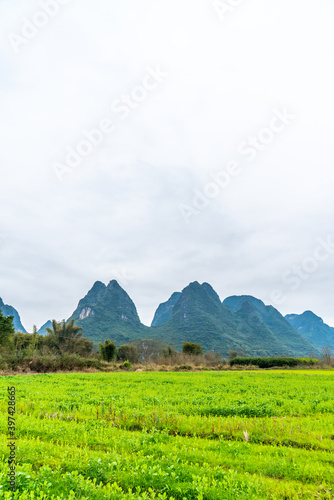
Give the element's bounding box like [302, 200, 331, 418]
[68, 280, 149, 344]
[151, 292, 181, 326]
[150, 282, 244, 355]
[38, 320, 52, 336]
[232, 300, 292, 357]
[150, 284, 317, 356]
[223, 295, 316, 357]
[2, 281, 321, 357]
[285, 311, 334, 350]
[0, 297, 26, 332]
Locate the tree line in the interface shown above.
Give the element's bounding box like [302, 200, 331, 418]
[0, 310, 206, 363]
[0, 311, 94, 357]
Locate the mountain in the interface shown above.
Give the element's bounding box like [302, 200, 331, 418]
[0, 297, 26, 332]
[150, 285, 318, 356]
[151, 292, 181, 326]
[68, 280, 149, 344]
[3, 280, 319, 356]
[285, 311, 334, 350]
[232, 300, 292, 357]
[38, 320, 52, 336]
[150, 282, 244, 354]
[223, 296, 317, 356]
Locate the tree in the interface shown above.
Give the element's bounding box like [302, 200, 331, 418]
[321, 345, 333, 366]
[182, 342, 203, 356]
[45, 319, 93, 355]
[0, 310, 15, 349]
[133, 339, 166, 362]
[99, 340, 116, 362]
[228, 350, 238, 360]
[162, 345, 177, 358]
[12, 332, 44, 355]
[117, 344, 140, 364]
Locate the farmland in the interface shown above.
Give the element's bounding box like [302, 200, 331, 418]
[0, 370, 334, 499]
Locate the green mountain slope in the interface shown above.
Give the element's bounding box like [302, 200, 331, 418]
[233, 301, 293, 357]
[68, 280, 149, 345]
[150, 282, 244, 354]
[223, 296, 317, 356]
[0, 297, 26, 332]
[285, 311, 334, 350]
[151, 292, 181, 326]
[66, 281, 318, 357]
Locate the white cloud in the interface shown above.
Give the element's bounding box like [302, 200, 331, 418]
[0, 0, 334, 330]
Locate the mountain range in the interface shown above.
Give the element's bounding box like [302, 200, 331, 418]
[0, 297, 26, 333]
[1, 281, 333, 356]
[150, 284, 315, 356]
[285, 311, 334, 350]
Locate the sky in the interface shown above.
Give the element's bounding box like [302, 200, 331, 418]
[0, 0, 334, 331]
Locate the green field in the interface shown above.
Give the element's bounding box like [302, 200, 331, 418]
[0, 370, 334, 499]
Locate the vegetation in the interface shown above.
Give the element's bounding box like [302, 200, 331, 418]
[60, 280, 317, 356]
[182, 342, 203, 355]
[99, 340, 117, 362]
[0, 314, 329, 374]
[230, 357, 319, 368]
[116, 344, 140, 364]
[0, 370, 333, 498]
[45, 319, 94, 356]
[0, 310, 15, 349]
[0, 316, 96, 371]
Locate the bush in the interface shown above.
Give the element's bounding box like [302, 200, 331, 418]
[0, 354, 103, 373]
[117, 344, 139, 364]
[162, 345, 177, 357]
[99, 340, 116, 362]
[175, 364, 192, 371]
[120, 360, 132, 370]
[182, 342, 203, 356]
[230, 357, 320, 368]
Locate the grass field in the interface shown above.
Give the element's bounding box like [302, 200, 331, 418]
[0, 370, 333, 499]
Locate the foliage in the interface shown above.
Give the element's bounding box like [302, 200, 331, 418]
[0, 354, 103, 372]
[99, 340, 117, 362]
[0, 371, 333, 498]
[182, 342, 203, 355]
[0, 310, 15, 348]
[117, 344, 140, 364]
[132, 339, 167, 362]
[162, 345, 177, 357]
[321, 345, 333, 366]
[120, 360, 132, 370]
[13, 332, 43, 354]
[45, 320, 93, 356]
[230, 357, 319, 368]
[228, 350, 238, 360]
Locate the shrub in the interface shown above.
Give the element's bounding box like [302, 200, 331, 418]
[182, 342, 203, 356]
[99, 340, 116, 362]
[120, 360, 132, 370]
[230, 357, 319, 368]
[117, 344, 139, 364]
[176, 364, 192, 371]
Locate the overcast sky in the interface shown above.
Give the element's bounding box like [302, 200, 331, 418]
[1, 0, 334, 331]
